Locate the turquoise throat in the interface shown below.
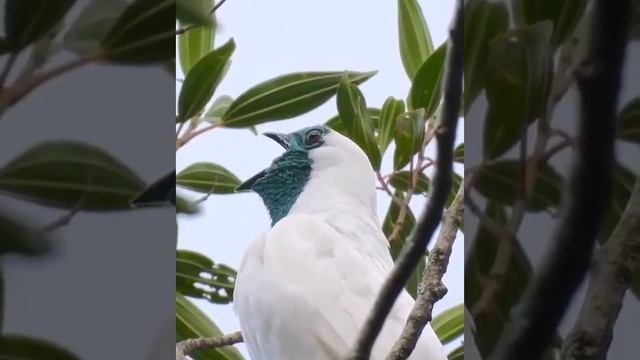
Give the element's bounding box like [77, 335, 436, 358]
[251, 150, 312, 226]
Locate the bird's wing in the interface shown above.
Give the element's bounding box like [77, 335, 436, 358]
[261, 214, 446, 359]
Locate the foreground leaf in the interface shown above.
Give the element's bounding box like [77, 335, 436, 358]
[4, 0, 76, 50]
[378, 97, 405, 154]
[325, 108, 380, 137]
[178, 39, 236, 123]
[176, 294, 244, 360]
[176, 250, 236, 304]
[619, 97, 640, 145]
[397, 0, 434, 79]
[432, 303, 464, 344]
[448, 346, 464, 360]
[0, 210, 51, 257]
[336, 76, 381, 170]
[0, 141, 144, 211]
[176, 162, 240, 194]
[63, 0, 127, 54]
[409, 42, 447, 117]
[512, 0, 588, 46]
[130, 171, 175, 207]
[454, 143, 464, 163]
[601, 164, 637, 240]
[0, 335, 80, 359]
[222, 71, 376, 127]
[178, 25, 215, 76]
[176, 0, 213, 27]
[393, 109, 426, 170]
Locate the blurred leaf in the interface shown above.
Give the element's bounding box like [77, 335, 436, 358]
[447, 173, 463, 208]
[464, 0, 509, 114]
[454, 143, 464, 163]
[393, 109, 426, 170]
[101, 0, 174, 63]
[0, 335, 80, 359]
[432, 303, 464, 344]
[130, 171, 175, 207]
[178, 39, 235, 123]
[0, 141, 144, 211]
[176, 0, 213, 27]
[512, 0, 588, 46]
[204, 95, 234, 123]
[63, 0, 127, 54]
[397, 0, 434, 79]
[600, 164, 637, 240]
[0, 209, 51, 257]
[474, 160, 563, 212]
[632, 0, 640, 40]
[484, 21, 553, 159]
[0, 37, 9, 55]
[619, 97, 640, 145]
[176, 294, 245, 360]
[178, 0, 215, 75]
[176, 250, 236, 304]
[378, 97, 405, 154]
[389, 171, 430, 194]
[4, 0, 76, 50]
[176, 195, 200, 215]
[176, 162, 240, 194]
[409, 42, 447, 117]
[336, 75, 381, 170]
[325, 108, 380, 137]
[223, 71, 376, 127]
[448, 346, 464, 360]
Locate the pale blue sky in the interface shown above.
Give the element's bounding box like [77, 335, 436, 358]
[176, 0, 462, 356]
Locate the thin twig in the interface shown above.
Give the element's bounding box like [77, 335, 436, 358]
[176, 331, 243, 360]
[376, 171, 404, 206]
[345, 0, 463, 357]
[561, 178, 640, 359]
[492, 1, 631, 358]
[386, 183, 464, 360]
[176, 122, 221, 149]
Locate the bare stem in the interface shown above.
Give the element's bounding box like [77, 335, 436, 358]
[176, 331, 243, 360]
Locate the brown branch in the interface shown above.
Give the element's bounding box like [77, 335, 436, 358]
[345, 0, 463, 357]
[492, 1, 631, 358]
[175, 331, 243, 360]
[386, 183, 463, 360]
[562, 178, 640, 359]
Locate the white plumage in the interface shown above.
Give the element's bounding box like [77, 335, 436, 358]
[234, 129, 446, 360]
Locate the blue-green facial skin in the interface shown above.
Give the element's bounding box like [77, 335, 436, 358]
[251, 126, 329, 226]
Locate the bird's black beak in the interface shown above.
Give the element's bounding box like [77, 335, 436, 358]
[263, 132, 292, 150]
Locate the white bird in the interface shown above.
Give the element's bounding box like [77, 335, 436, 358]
[233, 126, 446, 360]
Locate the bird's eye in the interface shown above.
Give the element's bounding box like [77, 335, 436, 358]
[305, 130, 323, 146]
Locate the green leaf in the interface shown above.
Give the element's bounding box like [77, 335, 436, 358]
[176, 294, 245, 360]
[176, 250, 236, 304]
[325, 108, 380, 137]
[178, 39, 236, 123]
[397, 0, 434, 79]
[512, 0, 588, 46]
[448, 346, 464, 360]
[63, 0, 127, 54]
[4, 0, 76, 50]
[389, 171, 430, 194]
[0, 141, 144, 211]
[176, 0, 213, 27]
[176, 195, 200, 215]
[484, 21, 553, 159]
[432, 303, 464, 344]
[0, 37, 9, 55]
[336, 75, 381, 170]
[178, 1, 215, 75]
[176, 162, 240, 194]
[204, 95, 234, 123]
[619, 97, 640, 145]
[393, 109, 426, 170]
[0, 210, 51, 257]
[601, 164, 637, 240]
[0, 335, 80, 360]
[222, 71, 377, 127]
[454, 143, 464, 163]
[409, 42, 447, 116]
[447, 173, 463, 208]
[100, 0, 174, 63]
[474, 160, 564, 212]
[378, 97, 405, 154]
[464, 0, 509, 114]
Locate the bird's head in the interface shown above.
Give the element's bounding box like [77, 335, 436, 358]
[237, 125, 376, 225]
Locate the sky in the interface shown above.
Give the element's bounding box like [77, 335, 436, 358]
[176, 0, 463, 356]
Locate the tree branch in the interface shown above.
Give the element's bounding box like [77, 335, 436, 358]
[176, 331, 243, 360]
[386, 182, 464, 360]
[561, 177, 640, 360]
[345, 0, 463, 357]
[492, 1, 632, 359]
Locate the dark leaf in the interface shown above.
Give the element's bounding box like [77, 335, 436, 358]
[432, 303, 464, 344]
[389, 171, 430, 194]
[600, 164, 637, 240]
[130, 171, 175, 207]
[176, 162, 240, 194]
[512, 0, 588, 46]
[393, 109, 426, 170]
[100, 0, 174, 63]
[447, 173, 463, 208]
[336, 75, 381, 170]
[454, 143, 464, 163]
[397, 0, 434, 79]
[222, 71, 376, 128]
[176, 0, 213, 27]
[177, 39, 235, 123]
[464, 0, 509, 114]
[0, 141, 145, 211]
[0, 37, 9, 55]
[618, 97, 640, 145]
[484, 21, 553, 159]
[176, 250, 236, 304]
[409, 42, 447, 117]
[448, 346, 464, 360]
[378, 97, 405, 154]
[0, 209, 51, 257]
[4, 0, 76, 50]
[474, 160, 563, 212]
[0, 335, 80, 360]
[63, 0, 127, 54]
